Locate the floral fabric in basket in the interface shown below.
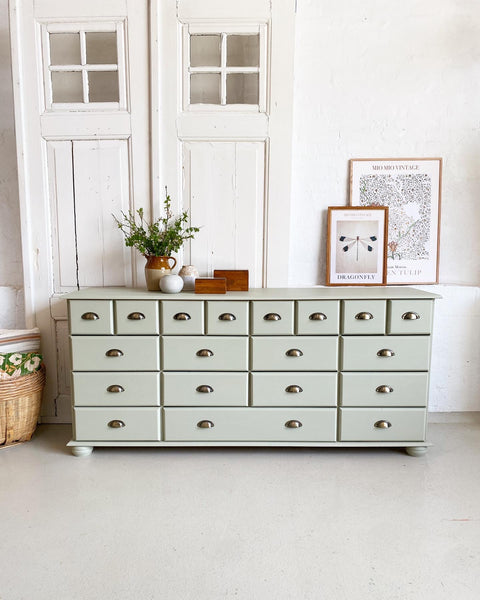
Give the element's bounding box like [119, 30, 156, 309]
[0, 352, 43, 380]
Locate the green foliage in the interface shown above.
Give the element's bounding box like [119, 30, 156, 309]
[113, 190, 200, 257]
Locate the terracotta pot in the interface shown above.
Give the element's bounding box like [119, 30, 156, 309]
[144, 255, 177, 291]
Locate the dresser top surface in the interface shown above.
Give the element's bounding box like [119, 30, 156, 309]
[66, 286, 441, 301]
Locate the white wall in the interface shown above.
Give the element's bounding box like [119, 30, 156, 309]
[0, 0, 479, 410]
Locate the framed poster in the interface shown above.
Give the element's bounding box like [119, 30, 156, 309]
[349, 158, 442, 284]
[326, 206, 388, 286]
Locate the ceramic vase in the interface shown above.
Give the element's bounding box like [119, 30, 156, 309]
[178, 265, 199, 291]
[144, 255, 177, 291]
[159, 274, 184, 294]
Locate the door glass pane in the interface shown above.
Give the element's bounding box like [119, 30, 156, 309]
[190, 73, 220, 104]
[190, 35, 221, 67]
[88, 71, 119, 102]
[226, 73, 259, 104]
[86, 32, 118, 64]
[227, 35, 259, 67]
[51, 71, 83, 102]
[50, 33, 81, 65]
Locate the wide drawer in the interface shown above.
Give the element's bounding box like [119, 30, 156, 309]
[296, 301, 340, 335]
[163, 372, 248, 406]
[251, 301, 294, 335]
[71, 336, 159, 371]
[72, 372, 160, 406]
[339, 408, 426, 441]
[206, 301, 249, 335]
[342, 300, 386, 335]
[162, 336, 248, 371]
[341, 336, 431, 371]
[74, 407, 161, 441]
[251, 373, 337, 406]
[161, 301, 204, 335]
[69, 300, 113, 335]
[387, 300, 434, 335]
[164, 407, 337, 441]
[115, 300, 159, 335]
[251, 336, 338, 371]
[340, 373, 429, 407]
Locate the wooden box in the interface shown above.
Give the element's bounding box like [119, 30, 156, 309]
[195, 278, 227, 294]
[213, 270, 249, 291]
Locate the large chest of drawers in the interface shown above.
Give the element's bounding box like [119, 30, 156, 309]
[66, 287, 439, 457]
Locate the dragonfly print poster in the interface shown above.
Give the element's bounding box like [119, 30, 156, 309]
[349, 158, 442, 284]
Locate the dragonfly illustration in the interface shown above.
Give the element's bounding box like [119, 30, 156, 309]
[339, 234, 377, 261]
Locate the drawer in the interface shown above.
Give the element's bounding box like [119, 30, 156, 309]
[340, 373, 429, 407]
[162, 336, 248, 371]
[341, 336, 431, 371]
[339, 408, 426, 441]
[206, 301, 249, 335]
[251, 373, 337, 406]
[296, 300, 340, 335]
[74, 407, 161, 441]
[164, 407, 337, 441]
[69, 300, 113, 335]
[251, 301, 294, 335]
[71, 336, 159, 371]
[342, 300, 386, 334]
[251, 336, 338, 371]
[387, 300, 434, 335]
[115, 300, 159, 335]
[72, 372, 160, 406]
[161, 301, 204, 335]
[163, 372, 248, 406]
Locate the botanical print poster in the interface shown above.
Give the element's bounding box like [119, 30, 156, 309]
[349, 158, 442, 284]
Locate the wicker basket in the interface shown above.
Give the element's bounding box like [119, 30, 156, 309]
[0, 365, 45, 447]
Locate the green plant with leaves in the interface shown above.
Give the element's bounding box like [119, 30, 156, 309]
[113, 189, 200, 257]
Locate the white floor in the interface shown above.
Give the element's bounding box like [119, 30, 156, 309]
[1, 417, 480, 600]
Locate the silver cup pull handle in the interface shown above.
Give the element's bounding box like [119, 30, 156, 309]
[402, 311, 420, 320]
[196, 349, 214, 357]
[286, 349, 303, 357]
[377, 349, 395, 358]
[264, 313, 281, 321]
[127, 312, 145, 320]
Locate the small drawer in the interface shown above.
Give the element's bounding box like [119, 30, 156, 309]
[72, 372, 160, 406]
[74, 407, 161, 441]
[251, 373, 337, 406]
[164, 407, 337, 442]
[340, 373, 429, 407]
[342, 300, 386, 334]
[161, 301, 204, 335]
[163, 372, 248, 406]
[296, 301, 340, 335]
[387, 300, 434, 335]
[206, 301, 249, 335]
[69, 300, 113, 335]
[251, 336, 338, 371]
[71, 336, 160, 371]
[341, 336, 431, 371]
[115, 300, 159, 335]
[162, 336, 248, 371]
[339, 408, 426, 441]
[251, 301, 294, 335]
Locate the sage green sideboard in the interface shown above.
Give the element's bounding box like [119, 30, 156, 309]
[66, 287, 440, 457]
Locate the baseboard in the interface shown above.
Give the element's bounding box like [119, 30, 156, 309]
[428, 411, 480, 424]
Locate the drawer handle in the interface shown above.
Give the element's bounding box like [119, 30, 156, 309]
[196, 385, 214, 393]
[376, 385, 394, 394]
[105, 349, 124, 357]
[309, 312, 327, 321]
[197, 420, 214, 429]
[355, 312, 373, 320]
[196, 349, 214, 357]
[108, 420, 125, 429]
[174, 312, 191, 321]
[286, 348, 303, 357]
[264, 313, 281, 321]
[127, 312, 145, 320]
[374, 420, 392, 429]
[285, 385, 303, 393]
[81, 312, 99, 321]
[377, 349, 395, 358]
[285, 420, 303, 429]
[219, 313, 236, 321]
[107, 385, 125, 393]
[402, 311, 420, 320]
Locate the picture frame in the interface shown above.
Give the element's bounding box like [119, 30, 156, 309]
[349, 158, 442, 284]
[326, 206, 388, 286]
